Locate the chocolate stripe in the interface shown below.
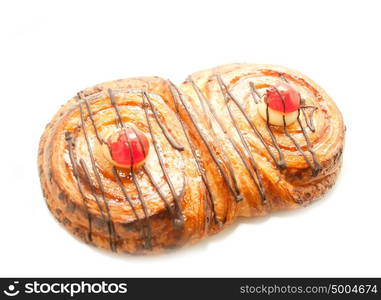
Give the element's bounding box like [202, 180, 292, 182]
[263, 95, 287, 169]
[65, 132, 93, 242]
[107, 89, 153, 249]
[77, 96, 117, 251]
[108, 87, 184, 242]
[143, 165, 176, 218]
[191, 76, 266, 205]
[109, 88, 184, 151]
[279, 72, 289, 83]
[169, 81, 220, 226]
[272, 87, 321, 177]
[112, 166, 146, 239]
[79, 158, 110, 235]
[132, 127, 178, 224]
[80, 91, 151, 249]
[187, 77, 243, 204]
[80, 92, 104, 144]
[108, 89, 124, 128]
[143, 92, 185, 151]
[214, 77, 267, 205]
[218, 76, 287, 170]
[296, 113, 322, 176]
[249, 82, 260, 104]
[130, 167, 153, 250]
[300, 105, 317, 132]
[249, 82, 286, 168]
[168, 80, 242, 205]
[142, 91, 184, 229]
[278, 75, 317, 133]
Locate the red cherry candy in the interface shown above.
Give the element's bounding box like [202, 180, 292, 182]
[266, 82, 301, 113]
[108, 127, 149, 168]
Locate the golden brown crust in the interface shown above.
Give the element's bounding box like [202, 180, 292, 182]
[38, 64, 345, 254]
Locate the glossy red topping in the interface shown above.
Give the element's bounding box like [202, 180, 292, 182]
[107, 127, 149, 168]
[265, 82, 301, 113]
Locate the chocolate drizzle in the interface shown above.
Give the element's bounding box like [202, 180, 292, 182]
[143, 92, 185, 151]
[217, 77, 286, 170]
[296, 112, 322, 176]
[169, 82, 220, 226]
[82, 94, 104, 143]
[108, 89, 124, 129]
[141, 91, 184, 229]
[216, 73, 322, 208]
[132, 126, 179, 225]
[112, 167, 142, 231]
[186, 78, 243, 204]
[272, 87, 322, 177]
[143, 165, 176, 219]
[300, 104, 317, 132]
[214, 76, 267, 205]
[279, 73, 317, 133]
[110, 88, 184, 151]
[192, 76, 267, 205]
[79, 158, 110, 236]
[75, 87, 187, 250]
[263, 95, 287, 170]
[81, 90, 150, 248]
[65, 132, 93, 242]
[76, 96, 117, 251]
[279, 72, 289, 83]
[130, 163, 153, 250]
[279, 72, 321, 171]
[249, 82, 260, 104]
[113, 164, 153, 250]
[107, 89, 153, 249]
[251, 82, 287, 170]
[168, 80, 243, 205]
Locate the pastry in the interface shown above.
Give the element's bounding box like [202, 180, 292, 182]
[38, 64, 345, 254]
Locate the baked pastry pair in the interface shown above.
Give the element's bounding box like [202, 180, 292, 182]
[38, 63, 345, 254]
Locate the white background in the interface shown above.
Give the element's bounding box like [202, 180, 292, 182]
[1, 0, 380, 277]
